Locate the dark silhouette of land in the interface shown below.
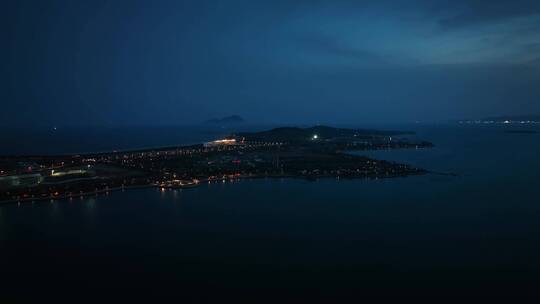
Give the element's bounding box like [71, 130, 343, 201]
[458, 115, 540, 124]
[483, 115, 540, 123]
[0, 126, 433, 204]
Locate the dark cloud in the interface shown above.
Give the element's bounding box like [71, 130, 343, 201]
[528, 57, 540, 66]
[1, 0, 539, 126]
[292, 33, 388, 65]
[524, 42, 540, 53]
[437, 0, 540, 29]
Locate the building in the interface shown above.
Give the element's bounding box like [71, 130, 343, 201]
[203, 138, 237, 148]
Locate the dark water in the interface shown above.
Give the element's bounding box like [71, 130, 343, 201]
[1, 124, 540, 300]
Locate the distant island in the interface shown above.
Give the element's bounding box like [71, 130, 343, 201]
[206, 115, 245, 125]
[483, 115, 540, 123]
[458, 115, 540, 124]
[0, 125, 433, 204]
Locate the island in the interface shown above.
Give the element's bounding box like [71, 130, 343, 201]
[458, 114, 540, 124]
[0, 126, 433, 204]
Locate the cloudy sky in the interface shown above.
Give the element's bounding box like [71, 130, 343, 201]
[2, 0, 540, 125]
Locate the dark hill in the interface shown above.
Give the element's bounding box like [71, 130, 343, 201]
[206, 115, 245, 124]
[235, 126, 413, 142]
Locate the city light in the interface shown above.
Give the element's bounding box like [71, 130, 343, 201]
[204, 138, 237, 147]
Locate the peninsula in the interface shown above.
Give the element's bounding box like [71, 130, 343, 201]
[0, 126, 433, 204]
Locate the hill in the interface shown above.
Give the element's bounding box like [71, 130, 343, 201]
[206, 115, 245, 124]
[234, 125, 413, 142]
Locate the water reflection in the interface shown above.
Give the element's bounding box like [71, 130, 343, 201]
[47, 199, 61, 220]
[86, 197, 96, 209]
[84, 198, 97, 219]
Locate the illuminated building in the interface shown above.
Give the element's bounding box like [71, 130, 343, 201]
[204, 138, 237, 147]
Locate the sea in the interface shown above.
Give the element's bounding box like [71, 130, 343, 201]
[1, 123, 540, 300]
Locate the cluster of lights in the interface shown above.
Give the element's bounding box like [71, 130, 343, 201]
[213, 139, 236, 144]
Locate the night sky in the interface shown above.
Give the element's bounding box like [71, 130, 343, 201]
[2, 0, 540, 126]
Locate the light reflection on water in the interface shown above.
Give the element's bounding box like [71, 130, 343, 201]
[86, 197, 97, 210]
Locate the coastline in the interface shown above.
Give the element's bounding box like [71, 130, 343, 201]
[0, 170, 428, 206]
[1, 125, 436, 206]
[0, 184, 154, 206]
